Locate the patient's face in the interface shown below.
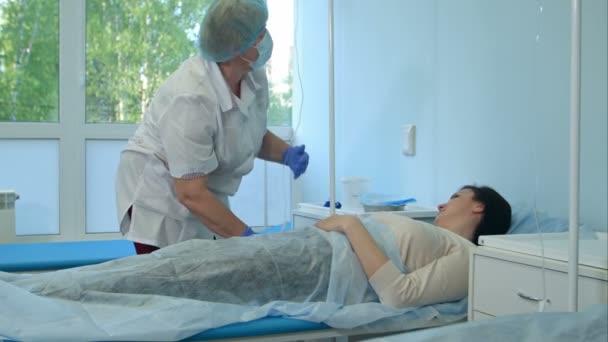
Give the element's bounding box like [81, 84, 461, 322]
[434, 189, 480, 229]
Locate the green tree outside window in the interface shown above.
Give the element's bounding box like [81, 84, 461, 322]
[0, 0, 59, 122]
[0, 0, 292, 126]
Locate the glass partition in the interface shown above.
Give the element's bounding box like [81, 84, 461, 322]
[296, 0, 606, 233]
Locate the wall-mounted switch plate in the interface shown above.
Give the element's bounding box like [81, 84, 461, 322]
[402, 124, 416, 156]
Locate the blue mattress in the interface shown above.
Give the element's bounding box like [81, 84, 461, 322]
[185, 317, 328, 341]
[0, 239, 136, 272]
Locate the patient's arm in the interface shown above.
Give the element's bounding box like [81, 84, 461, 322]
[316, 215, 470, 308]
[314, 215, 389, 279]
[368, 247, 470, 308]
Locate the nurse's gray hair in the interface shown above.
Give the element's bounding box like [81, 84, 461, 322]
[198, 0, 268, 62]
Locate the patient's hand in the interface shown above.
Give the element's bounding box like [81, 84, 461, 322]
[315, 215, 361, 234]
[317, 215, 389, 280]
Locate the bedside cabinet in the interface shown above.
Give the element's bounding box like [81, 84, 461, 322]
[468, 246, 608, 321]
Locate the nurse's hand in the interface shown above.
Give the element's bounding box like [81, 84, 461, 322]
[241, 226, 257, 236]
[282, 145, 309, 179]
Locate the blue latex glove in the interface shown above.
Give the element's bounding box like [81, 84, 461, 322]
[241, 226, 257, 236]
[282, 145, 309, 179]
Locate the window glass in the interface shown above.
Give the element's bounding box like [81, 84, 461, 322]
[86, 139, 125, 233]
[85, 0, 293, 126]
[266, 0, 294, 127]
[0, 0, 59, 123]
[85, 0, 210, 123]
[0, 140, 59, 236]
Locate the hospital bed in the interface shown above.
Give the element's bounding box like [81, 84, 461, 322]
[0, 238, 464, 342]
[0, 207, 592, 342]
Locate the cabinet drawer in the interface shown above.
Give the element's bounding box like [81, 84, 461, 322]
[472, 310, 495, 321]
[472, 255, 608, 316]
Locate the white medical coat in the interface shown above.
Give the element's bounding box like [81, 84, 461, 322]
[115, 55, 269, 247]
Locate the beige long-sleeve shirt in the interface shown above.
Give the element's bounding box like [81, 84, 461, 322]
[367, 213, 475, 308]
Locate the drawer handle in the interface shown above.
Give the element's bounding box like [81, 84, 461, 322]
[517, 291, 550, 303]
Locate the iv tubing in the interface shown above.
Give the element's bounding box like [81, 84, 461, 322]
[568, 0, 581, 312]
[328, 0, 336, 216]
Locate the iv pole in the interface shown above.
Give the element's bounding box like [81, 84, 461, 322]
[568, 0, 581, 312]
[328, 0, 336, 216]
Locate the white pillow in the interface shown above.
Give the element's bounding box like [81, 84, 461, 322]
[508, 205, 594, 235]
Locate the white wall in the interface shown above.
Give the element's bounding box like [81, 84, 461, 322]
[295, 0, 607, 231]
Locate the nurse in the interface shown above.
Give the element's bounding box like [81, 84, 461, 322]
[115, 0, 309, 254]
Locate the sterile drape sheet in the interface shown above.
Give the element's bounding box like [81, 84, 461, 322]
[0, 217, 467, 342]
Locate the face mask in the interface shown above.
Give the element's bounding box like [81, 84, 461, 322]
[241, 32, 273, 69]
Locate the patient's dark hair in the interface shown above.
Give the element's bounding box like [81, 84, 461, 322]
[461, 185, 512, 245]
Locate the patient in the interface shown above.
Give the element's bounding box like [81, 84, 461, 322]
[3, 185, 510, 310]
[315, 185, 511, 308]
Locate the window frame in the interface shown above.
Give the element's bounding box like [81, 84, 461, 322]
[0, 0, 294, 243]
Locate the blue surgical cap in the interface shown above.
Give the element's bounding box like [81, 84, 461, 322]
[198, 0, 269, 62]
